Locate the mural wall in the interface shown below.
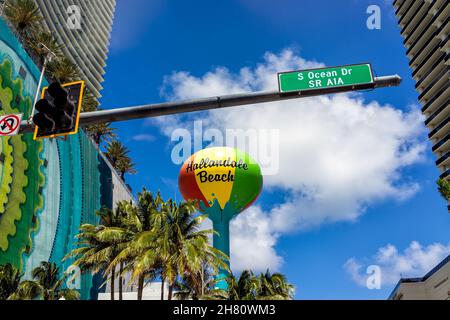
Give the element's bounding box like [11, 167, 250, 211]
[0, 17, 133, 299]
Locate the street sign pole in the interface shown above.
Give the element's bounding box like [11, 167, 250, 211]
[28, 44, 57, 123]
[19, 74, 401, 134]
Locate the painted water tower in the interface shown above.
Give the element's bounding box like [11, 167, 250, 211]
[179, 147, 263, 289]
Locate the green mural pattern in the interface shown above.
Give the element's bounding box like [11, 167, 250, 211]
[0, 60, 45, 269]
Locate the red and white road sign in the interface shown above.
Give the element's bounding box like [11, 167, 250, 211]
[0, 114, 22, 136]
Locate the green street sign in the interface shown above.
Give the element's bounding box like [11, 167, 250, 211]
[278, 63, 374, 93]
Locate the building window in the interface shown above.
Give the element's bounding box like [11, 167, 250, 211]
[15, 95, 21, 108]
[394, 293, 404, 300]
[19, 66, 27, 79]
[434, 277, 448, 289]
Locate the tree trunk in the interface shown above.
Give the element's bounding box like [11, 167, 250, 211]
[201, 265, 204, 297]
[161, 278, 165, 300]
[168, 283, 174, 301]
[137, 274, 145, 300]
[110, 266, 115, 301]
[119, 263, 123, 300]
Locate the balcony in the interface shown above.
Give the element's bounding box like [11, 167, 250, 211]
[425, 96, 450, 127]
[401, 1, 429, 37]
[429, 115, 450, 139]
[415, 57, 447, 90]
[436, 151, 450, 167]
[433, 2, 450, 29]
[429, 0, 447, 15]
[405, 3, 447, 54]
[443, 35, 450, 53]
[421, 82, 450, 115]
[432, 132, 450, 153]
[418, 68, 449, 102]
[411, 34, 448, 80]
[404, 12, 433, 49]
[410, 36, 440, 71]
[440, 169, 449, 179]
[395, 0, 415, 17]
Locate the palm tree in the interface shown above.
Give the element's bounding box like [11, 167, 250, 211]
[81, 89, 99, 113]
[437, 178, 450, 201]
[226, 270, 260, 300]
[65, 204, 133, 300]
[46, 56, 80, 83]
[106, 190, 165, 300]
[257, 270, 294, 300]
[105, 140, 129, 168]
[116, 156, 137, 181]
[105, 140, 137, 182]
[220, 270, 294, 300]
[70, 190, 228, 301]
[9, 262, 79, 300]
[3, 0, 43, 39]
[97, 204, 132, 301]
[0, 264, 23, 300]
[174, 263, 220, 300]
[154, 199, 228, 300]
[26, 31, 62, 64]
[105, 191, 227, 301]
[86, 123, 117, 145]
[82, 94, 114, 146]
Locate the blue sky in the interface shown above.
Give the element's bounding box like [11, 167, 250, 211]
[100, 0, 450, 299]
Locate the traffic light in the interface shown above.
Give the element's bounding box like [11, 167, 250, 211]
[33, 81, 85, 139]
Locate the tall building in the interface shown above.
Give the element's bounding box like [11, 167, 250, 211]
[393, 1, 449, 178]
[389, 255, 450, 300]
[35, 0, 116, 99]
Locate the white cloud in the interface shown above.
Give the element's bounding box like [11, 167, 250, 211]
[344, 258, 367, 287]
[199, 206, 282, 274]
[230, 206, 282, 272]
[160, 50, 323, 101]
[344, 241, 450, 287]
[131, 134, 155, 142]
[156, 48, 427, 271]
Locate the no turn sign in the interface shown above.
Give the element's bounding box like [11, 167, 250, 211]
[0, 114, 23, 136]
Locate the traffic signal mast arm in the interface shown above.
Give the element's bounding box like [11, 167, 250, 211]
[19, 74, 401, 134]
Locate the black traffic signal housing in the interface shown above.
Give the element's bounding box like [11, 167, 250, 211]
[33, 81, 85, 140]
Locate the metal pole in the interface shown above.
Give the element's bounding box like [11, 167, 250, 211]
[29, 56, 48, 122]
[28, 44, 57, 123]
[19, 75, 401, 134]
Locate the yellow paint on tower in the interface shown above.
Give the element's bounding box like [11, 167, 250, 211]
[193, 147, 236, 209]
